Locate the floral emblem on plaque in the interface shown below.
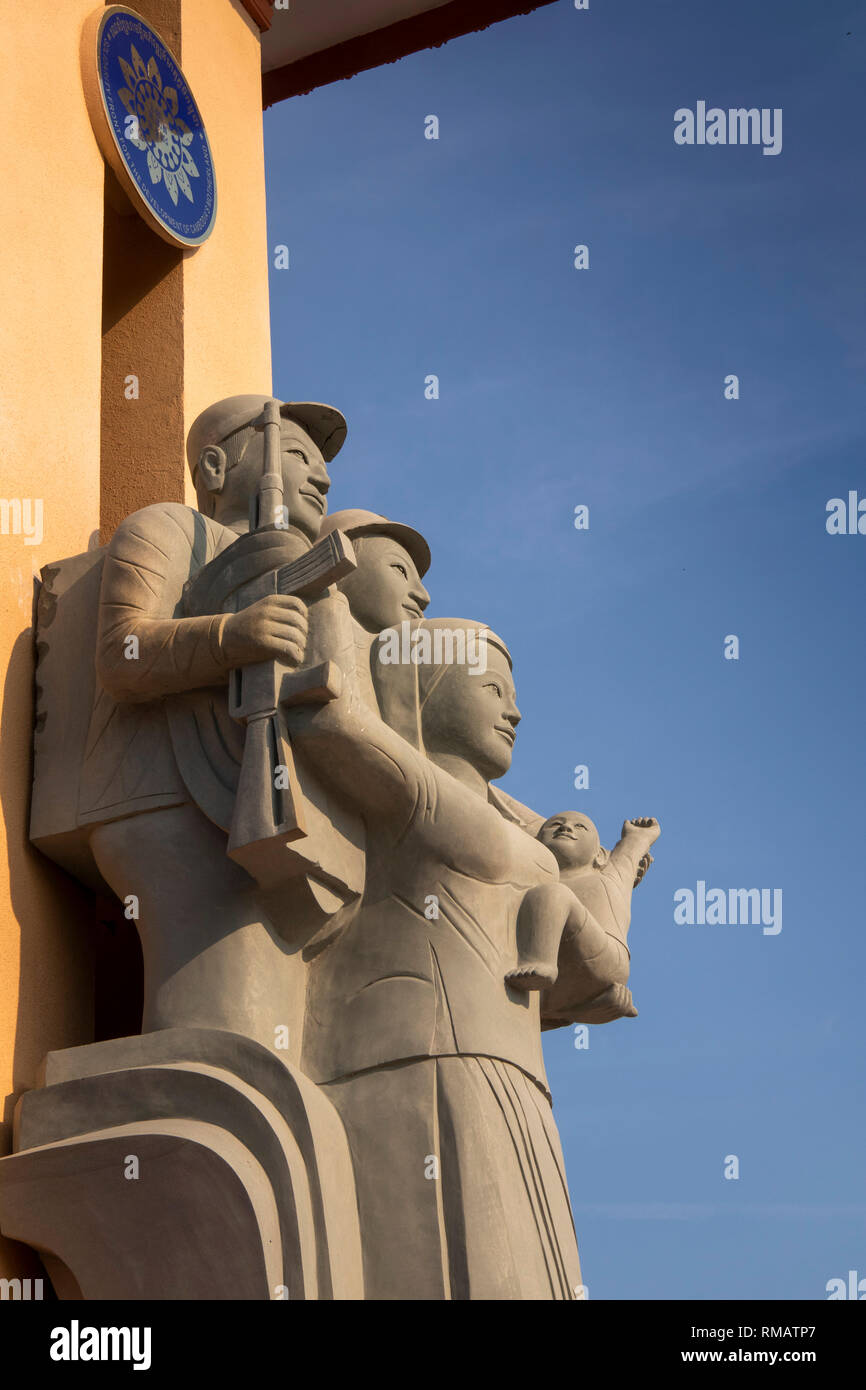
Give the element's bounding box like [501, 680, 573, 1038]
[117, 45, 199, 206]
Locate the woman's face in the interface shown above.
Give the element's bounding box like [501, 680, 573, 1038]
[421, 645, 521, 782]
[338, 535, 430, 632]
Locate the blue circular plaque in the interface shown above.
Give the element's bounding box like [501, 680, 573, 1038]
[83, 5, 217, 247]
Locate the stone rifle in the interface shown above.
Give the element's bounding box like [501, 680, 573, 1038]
[185, 398, 357, 884]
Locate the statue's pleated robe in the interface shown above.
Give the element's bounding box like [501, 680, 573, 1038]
[325, 1055, 581, 1300]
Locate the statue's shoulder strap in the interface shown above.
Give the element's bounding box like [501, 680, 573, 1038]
[31, 547, 108, 887]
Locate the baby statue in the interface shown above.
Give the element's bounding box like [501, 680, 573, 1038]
[507, 812, 660, 996]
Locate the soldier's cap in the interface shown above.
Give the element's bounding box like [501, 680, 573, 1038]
[186, 394, 348, 477]
[319, 509, 431, 579]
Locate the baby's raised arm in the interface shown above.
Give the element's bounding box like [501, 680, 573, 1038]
[608, 817, 660, 888]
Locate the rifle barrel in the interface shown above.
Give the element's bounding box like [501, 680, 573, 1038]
[257, 398, 285, 530]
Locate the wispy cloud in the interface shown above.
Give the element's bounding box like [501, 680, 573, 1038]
[572, 1203, 866, 1221]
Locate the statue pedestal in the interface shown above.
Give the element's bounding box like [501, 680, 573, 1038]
[0, 1028, 364, 1300]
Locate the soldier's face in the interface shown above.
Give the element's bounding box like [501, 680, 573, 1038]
[236, 422, 331, 541]
[338, 536, 430, 633]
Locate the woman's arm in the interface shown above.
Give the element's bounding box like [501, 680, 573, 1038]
[539, 886, 634, 1026]
[289, 694, 432, 832]
[285, 594, 431, 829]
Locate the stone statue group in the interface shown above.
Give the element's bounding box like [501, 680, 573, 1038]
[21, 393, 660, 1300]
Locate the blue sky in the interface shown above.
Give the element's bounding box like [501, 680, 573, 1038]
[264, 0, 865, 1299]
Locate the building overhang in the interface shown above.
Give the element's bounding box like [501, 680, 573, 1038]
[242, 0, 557, 108]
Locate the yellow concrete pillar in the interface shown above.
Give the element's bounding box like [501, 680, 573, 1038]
[100, 0, 271, 536]
[0, 0, 272, 1280]
[0, 0, 106, 1283]
[181, 0, 273, 482]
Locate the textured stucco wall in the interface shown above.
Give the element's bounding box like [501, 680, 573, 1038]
[100, 0, 271, 535]
[0, 0, 106, 1281]
[0, 0, 272, 1281]
[182, 0, 272, 503]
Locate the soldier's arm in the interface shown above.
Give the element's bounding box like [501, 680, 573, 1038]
[96, 505, 232, 702]
[97, 504, 309, 703]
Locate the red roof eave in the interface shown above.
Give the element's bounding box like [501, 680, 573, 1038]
[253, 0, 558, 109]
[242, 0, 274, 33]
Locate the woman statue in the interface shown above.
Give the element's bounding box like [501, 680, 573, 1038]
[288, 613, 635, 1299]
